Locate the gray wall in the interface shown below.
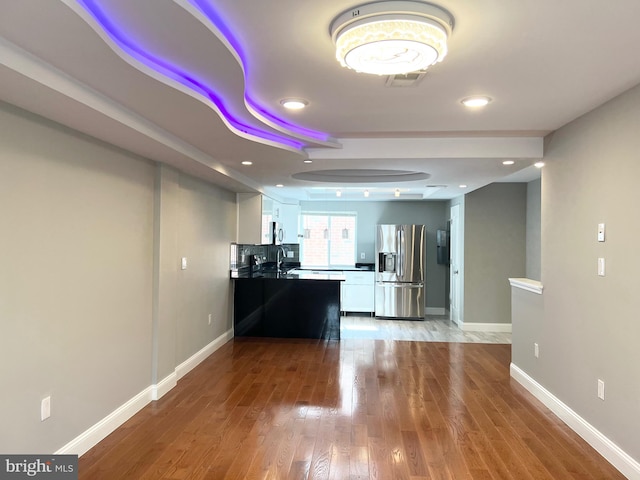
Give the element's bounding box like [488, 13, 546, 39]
[300, 200, 449, 309]
[526, 179, 542, 280]
[0, 103, 235, 453]
[531, 83, 640, 461]
[463, 183, 527, 325]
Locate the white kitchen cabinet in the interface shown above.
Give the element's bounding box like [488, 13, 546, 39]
[340, 271, 375, 313]
[279, 203, 300, 243]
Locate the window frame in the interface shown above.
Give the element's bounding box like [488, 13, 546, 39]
[299, 211, 357, 267]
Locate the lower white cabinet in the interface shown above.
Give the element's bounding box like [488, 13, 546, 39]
[341, 271, 374, 313]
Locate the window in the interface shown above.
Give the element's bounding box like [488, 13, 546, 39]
[300, 213, 356, 267]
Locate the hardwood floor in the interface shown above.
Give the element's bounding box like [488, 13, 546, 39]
[79, 338, 624, 479]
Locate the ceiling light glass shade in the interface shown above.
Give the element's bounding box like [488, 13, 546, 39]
[331, 2, 454, 76]
[337, 18, 446, 75]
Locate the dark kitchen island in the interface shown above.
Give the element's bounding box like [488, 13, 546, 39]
[232, 270, 344, 340]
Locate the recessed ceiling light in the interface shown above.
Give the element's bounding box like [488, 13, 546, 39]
[502, 160, 515, 165]
[280, 98, 308, 110]
[534, 161, 545, 168]
[303, 159, 313, 164]
[276, 184, 284, 188]
[461, 96, 492, 108]
[459, 184, 467, 188]
[241, 161, 253, 166]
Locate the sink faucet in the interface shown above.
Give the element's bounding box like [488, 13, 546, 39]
[276, 246, 286, 272]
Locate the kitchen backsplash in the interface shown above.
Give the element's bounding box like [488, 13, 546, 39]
[230, 243, 300, 271]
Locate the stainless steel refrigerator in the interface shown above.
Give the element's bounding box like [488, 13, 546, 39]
[375, 224, 426, 319]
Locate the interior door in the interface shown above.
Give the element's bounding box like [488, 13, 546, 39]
[449, 204, 461, 325]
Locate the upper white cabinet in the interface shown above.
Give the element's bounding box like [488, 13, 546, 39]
[260, 196, 300, 244]
[237, 193, 263, 244]
[279, 203, 300, 243]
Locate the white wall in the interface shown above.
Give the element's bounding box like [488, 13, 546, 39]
[516, 82, 640, 468]
[0, 102, 236, 454]
[526, 179, 541, 280]
[463, 183, 527, 325]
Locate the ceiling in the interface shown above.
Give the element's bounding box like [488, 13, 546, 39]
[2, 0, 640, 201]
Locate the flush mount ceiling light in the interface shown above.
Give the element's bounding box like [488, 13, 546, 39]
[330, 1, 454, 75]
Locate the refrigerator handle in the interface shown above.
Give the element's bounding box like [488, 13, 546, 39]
[397, 228, 403, 277]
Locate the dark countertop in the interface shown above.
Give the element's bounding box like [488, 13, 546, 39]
[231, 270, 345, 281]
[231, 262, 372, 279]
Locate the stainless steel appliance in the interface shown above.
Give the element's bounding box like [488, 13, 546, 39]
[375, 224, 425, 319]
[269, 221, 284, 245]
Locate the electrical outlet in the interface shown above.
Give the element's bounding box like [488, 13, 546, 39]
[534, 343, 539, 358]
[360, 252, 365, 260]
[598, 379, 605, 400]
[208, 314, 212, 325]
[41, 396, 51, 421]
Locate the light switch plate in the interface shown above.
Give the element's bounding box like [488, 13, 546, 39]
[181, 257, 187, 270]
[597, 223, 605, 242]
[598, 379, 605, 400]
[597, 257, 605, 276]
[41, 396, 51, 421]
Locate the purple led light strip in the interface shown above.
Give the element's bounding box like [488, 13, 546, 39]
[77, 0, 306, 149]
[187, 0, 331, 142]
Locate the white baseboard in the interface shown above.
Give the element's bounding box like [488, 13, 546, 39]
[176, 328, 234, 380]
[151, 372, 177, 401]
[510, 364, 640, 480]
[55, 387, 152, 457]
[459, 322, 512, 332]
[425, 307, 446, 315]
[56, 329, 233, 457]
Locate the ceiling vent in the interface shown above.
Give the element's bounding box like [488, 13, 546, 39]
[385, 71, 427, 87]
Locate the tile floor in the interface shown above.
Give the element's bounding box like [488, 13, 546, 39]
[340, 314, 512, 344]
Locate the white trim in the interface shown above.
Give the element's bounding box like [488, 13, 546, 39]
[55, 329, 234, 457]
[176, 328, 234, 380]
[425, 307, 446, 315]
[509, 277, 543, 295]
[307, 137, 544, 160]
[151, 372, 177, 401]
[55, 387, 152, 457]
[459, 322, 512, 332]
[510, 364, 640, 480]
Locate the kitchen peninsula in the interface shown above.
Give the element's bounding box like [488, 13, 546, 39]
[232, 269, 344, 340]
